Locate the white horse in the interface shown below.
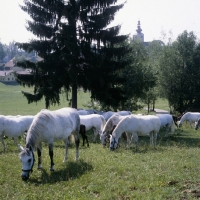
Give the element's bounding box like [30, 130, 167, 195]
[102, 110, 131, 121]
[18, 107, 80, 181]
[86, 109, 95, 114]
[110, 115, 161, 151]
[79, 114, 106, 141]
[77, 109, 89, 115]
[156, 114, 176, 137]
[177, 112, 200, 128]
[0, 115, 34, 152]
[100, 114, 130, 146]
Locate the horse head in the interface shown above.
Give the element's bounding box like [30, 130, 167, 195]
[109, 135, 118, 151]
[195, 118, 200, 130]
[100, 133, 107, 147]
[177, 121, 182, 128]
[18, 144, 35, 181]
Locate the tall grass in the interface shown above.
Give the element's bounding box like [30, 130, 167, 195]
[1, 82, 200, 199]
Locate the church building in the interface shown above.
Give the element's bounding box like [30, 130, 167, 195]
[133, 21, 144, 42]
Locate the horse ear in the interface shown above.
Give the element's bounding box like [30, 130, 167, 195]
[18, 144, 24, 151]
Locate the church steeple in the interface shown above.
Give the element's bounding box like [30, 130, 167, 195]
[136, 21, 142, 34]
[133, 20, 144, 42]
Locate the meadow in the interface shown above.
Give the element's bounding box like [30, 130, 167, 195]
[0, 82, 200, 199]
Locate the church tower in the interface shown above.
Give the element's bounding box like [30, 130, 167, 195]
[133, 21, 144, 42]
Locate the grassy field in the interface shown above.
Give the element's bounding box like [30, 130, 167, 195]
[0, 82, 200, 199]
[0, 82, 90, 115]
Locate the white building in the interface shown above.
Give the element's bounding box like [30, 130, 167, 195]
[0, 70, 15, 82]
[0, 59, 25, 83]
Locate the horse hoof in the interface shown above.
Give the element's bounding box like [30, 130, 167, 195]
[50, 168, 54, 171]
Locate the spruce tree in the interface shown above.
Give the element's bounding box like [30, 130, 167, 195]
[15, 0, 131, 109]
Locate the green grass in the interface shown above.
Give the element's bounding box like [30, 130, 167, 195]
[1, 82, 200, 199]
[0, 82, 91, 115]
[1, 128, 200, 199]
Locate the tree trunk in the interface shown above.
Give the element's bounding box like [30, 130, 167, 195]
[152, 99, 155, 111]
[71, 83, 77, 109]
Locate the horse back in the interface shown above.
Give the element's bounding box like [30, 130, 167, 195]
[28, 108, 80, 142]
[183, 112, 200, 121]
[156, 114, 173, 127]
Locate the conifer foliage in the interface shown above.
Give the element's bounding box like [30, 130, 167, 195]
[15, 0, 131, 109]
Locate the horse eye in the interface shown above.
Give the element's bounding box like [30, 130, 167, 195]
[28, 159, 32, 163]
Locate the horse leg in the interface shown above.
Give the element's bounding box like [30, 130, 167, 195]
[48, 143, 54, 171]
[164, 124, 169, 137]
[80, 133, 84, 146]
[74, 132, 80, 161]
[125, 132, 130, 143]
[63, 138, 69, 162]
[79, 125, 86, 146]
[82, 135, 85, 146]
[149, 131, 154, 147]
[84, 134, 89, 147]
[93, 128, 97, 142]
[83, 131, 89, 147]
[153, 132, 157, 149]
[125, 133, 131, 149]
[13, 137, 18, 145]
[0, 135, 6, 152]
[131, 133, 138, 151]
[37, 143, 42, 169]
[190, 121, 192, 128]
[157, 131, 160, 139]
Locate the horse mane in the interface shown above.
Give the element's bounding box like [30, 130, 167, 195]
[112, 116, 130, 137]
[19, 147, 32, 157]
[26, 111, 51, 150]
[103, 114, 120, 132]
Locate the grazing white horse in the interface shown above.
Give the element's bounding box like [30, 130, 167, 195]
[0, 115, 34, 152]
[110, 115, 161, 151]
[177, 112, 200, 128]
[100, 114, 130, 146]
[79, 114, 106, 141]
[102, 110, 131, 121]
[77, 109, 89, 115]
[18, 107, 80, 181]
[86, 109, 95, 114]
[156, 114, 176, 137]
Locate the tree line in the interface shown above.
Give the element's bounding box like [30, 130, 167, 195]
[1, 0, 200, 115]
[0, 41, 37, 64]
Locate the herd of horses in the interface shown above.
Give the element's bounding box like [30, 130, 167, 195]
[1, 108, 200, 180]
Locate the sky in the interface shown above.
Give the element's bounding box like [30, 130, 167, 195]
[1, 0, 200, 45]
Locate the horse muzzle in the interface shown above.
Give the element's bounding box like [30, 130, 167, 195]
[21, 173, 30, 181]
[110, 147, 115, 151]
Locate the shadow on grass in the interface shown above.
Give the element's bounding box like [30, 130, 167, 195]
[30, 159, 93, 184]
[1, 81, 19, 86]
[156, 129, 200, 148]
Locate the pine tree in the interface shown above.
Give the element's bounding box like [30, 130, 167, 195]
[15, 0, 131, 109]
